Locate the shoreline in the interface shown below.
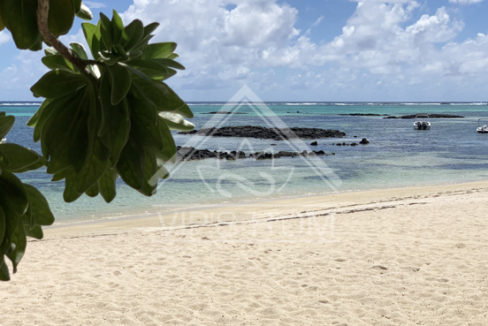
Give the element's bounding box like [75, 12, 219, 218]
[47, 179, 488, 236]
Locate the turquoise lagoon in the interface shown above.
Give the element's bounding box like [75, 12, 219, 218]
[2, 101, 488, 222]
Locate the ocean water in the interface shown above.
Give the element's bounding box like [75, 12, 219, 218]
[2, 101, 488, 222]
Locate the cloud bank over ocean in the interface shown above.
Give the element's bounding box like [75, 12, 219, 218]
[1, 0, 488, 100]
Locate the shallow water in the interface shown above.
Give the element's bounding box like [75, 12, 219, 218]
[3, 101, 488, 221]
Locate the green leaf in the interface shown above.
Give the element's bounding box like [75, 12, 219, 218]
[0, 114, 14, 139]
[156, 118, 176, 161]
[0, 143, 44, 173]
[0, 173, 29, 268]
[127, 33, 153, 56]
[126, 96, 176, 162]
[30, 96, 68, 144]
[127, 59, 177, 81]
[31, 70, 87, 98]
[23, 184, 54, 226]
[153, 58, 185, 70]
[123, 19, 144, 52]
[127, 95, 163, 150]
[159, 112, 195, 131]
[76, 3, 93, 20]
[64, 156, 108, 202]
[6, 220, 26, 272]
[107, 64, 132, 105]
[99, 13, 113, 50]
[23, 224, 43, 240]
[0, 0, 41, 49]
[117, 137, 144, 191]
[143, 22, 159, 37]
[129, 67, 193, 118]
[141, 42, 177, 60]
[140, 151, 158, 196]
[63, 133, 109, 202]
[0, 258, 10, 281]
[82, 22, 101, 59]
[41, 54, 75, 72]
[28, 38, 43, 51]
[99, 75, 131, 163]
[85, 183, 99, 197]
[48, 0, 75, 36]
[0, 172, 28, 218]
[129, 69, 171, 108]
[111, 10, 124, 45]
[70, 42, 88, 60]
[158, 83, 193, 118]
[42, 90, 90, 173]
[72, 0, 82, 12]
[63, 177, 83, 202]
[0, 206, 5, 247]
[0, 10, 5, 31]
[98, 168, 117, 203]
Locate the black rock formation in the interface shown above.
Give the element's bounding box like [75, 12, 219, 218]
[180, 126, 346, 140]
[383, 114, 463, 119]
[174, 147, 330, 161]
[339, 113, 386, 116]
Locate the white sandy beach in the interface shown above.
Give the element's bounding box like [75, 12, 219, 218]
[1, 181, 488, 325]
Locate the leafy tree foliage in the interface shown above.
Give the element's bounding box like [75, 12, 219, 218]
[0, 1, 193, 280]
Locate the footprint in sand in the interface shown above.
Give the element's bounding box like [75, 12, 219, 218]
[372, 265, 388, 271]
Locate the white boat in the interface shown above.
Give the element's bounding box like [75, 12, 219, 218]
[0, 138, 6, 144]
[413, 115, 431, 130]
[477, 119, 488, 134]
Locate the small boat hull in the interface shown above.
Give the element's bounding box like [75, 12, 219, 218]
[477, 126, 488, 134]
[414, 121, 431, 130]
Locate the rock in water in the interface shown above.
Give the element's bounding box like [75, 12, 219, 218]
[384, 113, 463, 119]
[180, 126, 346, 140]
[359, 138, 370, 145]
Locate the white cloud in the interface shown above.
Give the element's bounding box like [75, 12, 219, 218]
[0, 50, 46, 99]
[120, 0, 478, 98]
[3, 0, 487, 100]
[121, 0, 305, 89]
[0, 30, 10, 46]
[449, 0, 483, 4]
[324, 3, 464, 77]
[311, 16, 324, 28]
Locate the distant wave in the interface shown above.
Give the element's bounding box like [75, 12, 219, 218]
[284, 102, 319, 106]
[333, 103, 355, 106]
[401, 102, 441, 106]
[447, 102, 487, 106]
[0, 102, 41, 107]
[189, 103, 227, 106]
[2, 101, 486, 108]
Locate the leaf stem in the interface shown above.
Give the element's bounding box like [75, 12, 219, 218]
[36, 0, 88, 73]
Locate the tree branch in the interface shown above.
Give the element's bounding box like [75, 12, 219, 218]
[36, 0, 88, 73]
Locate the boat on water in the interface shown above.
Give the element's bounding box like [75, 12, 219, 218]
[477, 119, 488, 134]
[413, 115, 431, 130]
[0, 138, 6, 144]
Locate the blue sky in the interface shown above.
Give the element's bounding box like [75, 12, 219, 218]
[1, 0, 488, 101]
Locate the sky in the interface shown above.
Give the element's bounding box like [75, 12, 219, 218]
[1, 0, 488, 101]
